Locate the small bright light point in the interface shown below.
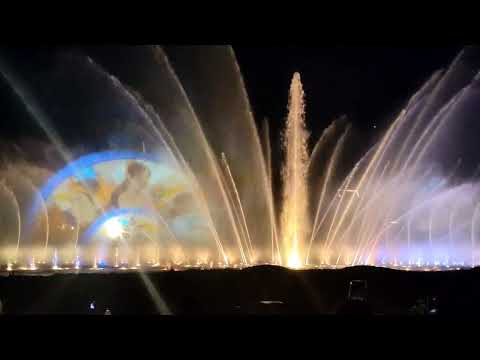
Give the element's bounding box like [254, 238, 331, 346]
[29, 257, 37, 271]
[104, 217, 124, 239]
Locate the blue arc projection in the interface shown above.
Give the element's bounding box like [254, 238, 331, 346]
[26, 150, 208, 259]
[39, 150, 163, 201]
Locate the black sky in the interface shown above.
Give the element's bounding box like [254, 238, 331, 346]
[0, 46, 465, 168]
[234, 46, 462, 132]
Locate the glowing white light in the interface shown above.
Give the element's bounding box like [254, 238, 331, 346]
[135, 252, 141, 267]
[287, 250, 302, 269]
[52, 248, 59, 270]
[104, 218, 124, 239]
[114, 247, 119, 268]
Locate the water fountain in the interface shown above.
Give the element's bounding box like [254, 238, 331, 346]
[0, 46, 480, 271]
[281, 73, 310, 268]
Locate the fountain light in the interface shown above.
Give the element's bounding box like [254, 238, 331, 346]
[105, 217, 125, 239]
[92, 257, 98, 270]
[52, 248, 59, 270]
[30, 257, 37, 271]
[74, 256, 80, 270]
[114, 247, 119, 268]
[135, 251, 141, 268]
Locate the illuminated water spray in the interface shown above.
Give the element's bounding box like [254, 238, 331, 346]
[2, 47, 480, 271]
[52, 248, 59, 269]
[281, 73, 310, 268]
[0, 181, 21, 260]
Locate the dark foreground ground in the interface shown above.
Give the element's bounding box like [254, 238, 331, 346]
[1, 265, 480, 315]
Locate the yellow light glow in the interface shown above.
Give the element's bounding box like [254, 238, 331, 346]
[287, 250, 302, 269]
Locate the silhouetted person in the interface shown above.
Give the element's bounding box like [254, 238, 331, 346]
[337, 280, 373, 315]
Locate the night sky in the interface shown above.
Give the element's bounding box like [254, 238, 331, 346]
[234, 46, 465, 176]
[0, 46, 466, 173]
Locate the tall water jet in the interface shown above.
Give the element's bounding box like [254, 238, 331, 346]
[281, 73, 310, 268]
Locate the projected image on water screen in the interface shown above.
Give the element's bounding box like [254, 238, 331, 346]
[13, 151, 215, 268]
